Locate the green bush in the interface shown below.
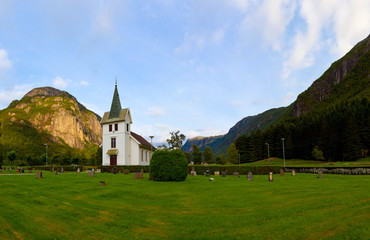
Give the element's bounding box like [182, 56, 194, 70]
[150, 149, 188, 181]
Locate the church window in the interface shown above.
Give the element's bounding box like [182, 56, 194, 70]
[127, 124, 129, 132]
[111, 138, 116, 148]
[109, 124, 112, 132]
[141, 150, 144, 162]
[115, 124, 118, 131]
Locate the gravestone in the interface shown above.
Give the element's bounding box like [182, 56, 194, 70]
[247, 172, 252, 181]
[99, 181, 106, 186]
[292, 170, 295, 176]
[190, 170, 197, 176]
[55, 170, 58, 175]
[268, 172, 273, 181]
[96, 169, 101, 173]
[88, 172, 95, 177]
[205, 168, 210, 177]
[36, 171, 42, 179]
[221, 171, 227, 177]
[92, 168, 95, 173]
[280, 169, 284, 176]
[141, 168, 144, 174]
[123, 169, 129, 175]
[29, 170, 32, 173]
[233, 172, 240, 178]
[318, 170, 323, 178]
[134, 172, 143, 179]
[77, 168, 80, 173]
[61, 167, 64, 173]
[214, 171, 220, 176]
[112, 167, 118, 174]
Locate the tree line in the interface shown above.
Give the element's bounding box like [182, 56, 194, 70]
[235, 97, 369, 162]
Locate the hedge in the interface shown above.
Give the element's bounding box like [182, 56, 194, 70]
[150, 149, 188, 181]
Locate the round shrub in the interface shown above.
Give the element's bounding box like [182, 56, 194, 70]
[150, 149, 188, 181]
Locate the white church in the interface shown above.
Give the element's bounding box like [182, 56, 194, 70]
[101, 83, 155, 165]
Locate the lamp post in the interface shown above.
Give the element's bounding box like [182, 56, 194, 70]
[265, 143, 270, 159]
[149, 136, 154, 159]
[281, 138, 285, 169]
[44, 143, 48, 166]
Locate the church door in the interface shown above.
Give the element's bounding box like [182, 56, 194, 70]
[110, 155, 117, 165]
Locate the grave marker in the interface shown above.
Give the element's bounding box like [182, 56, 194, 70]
[318, 170, 323, 178]
[112, 167, 118, 174]
[99, 181, 106, 186]
[88, 172, 95, 177]
[77, 168, 80, 173]
[36, 171, 42, 179]
[233, 172, 240, 178]
[268, 172, 273, 181]
[292, 170, 295, 176]
[123, 169, 130, 175]
[134, 172, 143, 179]
[61, 167, 64, 173]
[280, 169, 284, 176]
[214, 171, 220, 176]
[247, 172, 252, 181]
[221, 171, 227, 177]
[55, 170, 58, 175]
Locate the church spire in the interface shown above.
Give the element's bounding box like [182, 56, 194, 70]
[108, 80, 122, 119]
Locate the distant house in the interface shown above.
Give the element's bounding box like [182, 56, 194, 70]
[101, 83, 155, 165]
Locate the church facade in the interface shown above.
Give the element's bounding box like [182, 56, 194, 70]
[101, 84, 155, 165]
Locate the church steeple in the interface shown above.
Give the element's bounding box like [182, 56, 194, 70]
[108, 81, 122, 119]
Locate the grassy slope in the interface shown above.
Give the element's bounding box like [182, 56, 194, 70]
[0, 172, 369, 240]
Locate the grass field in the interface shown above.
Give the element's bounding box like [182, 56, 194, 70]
[0, 171, 369, 240]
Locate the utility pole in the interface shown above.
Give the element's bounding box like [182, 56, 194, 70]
[265, 143, 270, 159]
[281, 138, 285, 169]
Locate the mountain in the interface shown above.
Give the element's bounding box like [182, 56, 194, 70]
[183, 107, 288, 156]
[184, 34, 370, 158]
[0, 87, 102, 165]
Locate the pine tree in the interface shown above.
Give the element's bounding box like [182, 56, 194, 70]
[227, 143, 239, 164]
[192, 144, 202, 164]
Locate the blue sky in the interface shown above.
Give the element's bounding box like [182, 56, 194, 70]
[0, 0, 369, 145]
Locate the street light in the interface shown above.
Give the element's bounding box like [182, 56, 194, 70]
[149, 136, 154, 159]
[281, 138, 285, 169]
[265, 143, 270, 159]
[44, 143, 48, 166]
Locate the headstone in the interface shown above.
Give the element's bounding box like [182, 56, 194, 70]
[77, 168, 80, 173]
[191, 166, 195, 172]
[29, 170, 32, 173]
[141, 168, 144, 174]
[233, 172, 240, 178]
[36, 171, 42, 179]
[318, 170, 323, 178]
[247, 172, 252, 181]
[268, 172, 273, 181]
[221, 171, 227, 177]
[205, 168, 210, 177]
[214, 171, 220, 176]
[54, 170, 58, 175]
[96, 169, 101, 173]
[99, 181, 106, 186]
[280, 169, 284, 176]
[123, 169, 129, 175]
[88, 172, 95, 177]
[92, 168, 95, 173]
[112, 167, 118, 174]
[291, 170, 295, 176]
[190, 170, 197, 176]
[134, 172, 143, 179]
[61, 167, 64, 173]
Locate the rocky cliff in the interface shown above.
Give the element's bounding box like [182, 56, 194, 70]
[0, 87, 102, 157]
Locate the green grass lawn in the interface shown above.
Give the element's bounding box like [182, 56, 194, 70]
[0, 171, 369, 240]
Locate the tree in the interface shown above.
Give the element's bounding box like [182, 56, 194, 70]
[150, 149, 188, 181]
[203, 146, 213, 164]
[227, 143, 239, 164]
[215, 155, 227, 165]
[166, 131, 186, 150]
[184, 151, 192, 163]
[7, 151, 17, 167]
[192, 144, 202, 164]
[312, 146, 324, 161]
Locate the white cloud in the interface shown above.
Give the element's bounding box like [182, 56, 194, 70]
[80, 80, 89, 86]
[53, 76, 70, 89]
[0, 48, 12, 72]
[282, 0, 370, 78]
[0, 84, 35, 109]
[146, 106, 165, 117]
[174, 33, 206, 55]
[241, 0, 296, 51]
[187, 129, 226, 139]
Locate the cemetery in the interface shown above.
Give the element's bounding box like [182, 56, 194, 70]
[0, 167, 369, 239]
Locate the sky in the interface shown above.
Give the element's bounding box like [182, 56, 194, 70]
[0, 0, 369, 145]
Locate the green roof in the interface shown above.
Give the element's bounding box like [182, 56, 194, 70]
[108, 84, 122, 119]
[101, 109, 130, 124]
